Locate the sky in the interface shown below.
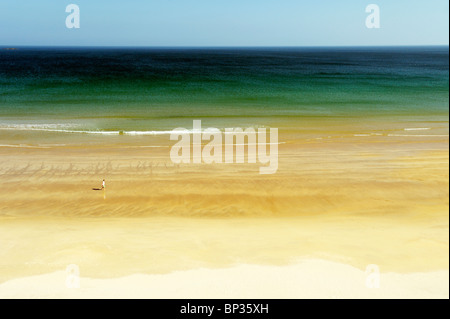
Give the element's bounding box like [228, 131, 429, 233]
[0, 0, 448, 46]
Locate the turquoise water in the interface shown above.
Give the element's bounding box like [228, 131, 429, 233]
[0, 46, 448, 134]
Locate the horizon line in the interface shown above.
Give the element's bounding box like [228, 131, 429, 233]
[1, 44, 449, 49]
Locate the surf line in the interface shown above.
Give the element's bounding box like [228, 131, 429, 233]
[169, 120, 278, 174]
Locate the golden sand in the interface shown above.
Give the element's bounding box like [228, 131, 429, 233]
[0, 117, 448, 297]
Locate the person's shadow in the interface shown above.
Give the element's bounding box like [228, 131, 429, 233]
[92, 188, 102, 191]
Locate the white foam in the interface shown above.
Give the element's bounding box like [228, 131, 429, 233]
[124, 130, 186, 136]
[0, 144, 50, 149]
[404, 128, 431, 131]
[0, 126, 281, 137]
[0, 124, 78, 130]
[388, 134, 448, 137]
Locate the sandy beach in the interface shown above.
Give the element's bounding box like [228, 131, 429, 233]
[0, 116, 448, 298]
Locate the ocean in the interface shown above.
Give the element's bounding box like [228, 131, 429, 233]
[0, 46, 448, 153]
[0, 46, 448, 136]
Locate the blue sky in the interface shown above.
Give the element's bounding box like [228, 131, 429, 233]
[0, 0, 448, 46]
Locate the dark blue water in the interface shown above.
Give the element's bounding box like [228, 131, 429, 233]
[0, 46, 448, 121]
